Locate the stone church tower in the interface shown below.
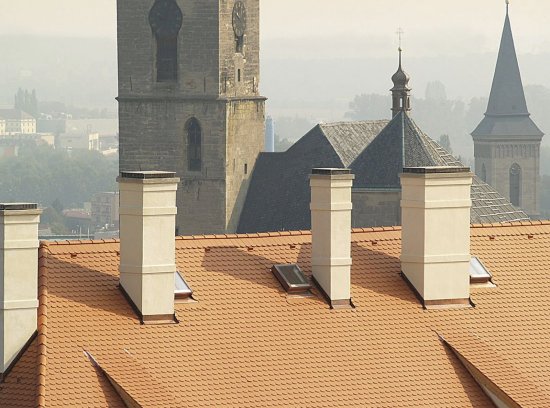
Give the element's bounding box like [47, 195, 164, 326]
[472, 3, 543, 216]
[117, 0, 266, 235]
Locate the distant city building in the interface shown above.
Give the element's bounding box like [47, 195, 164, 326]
[472, 4, 544, 217]
[62, 208, 92, 234]
[14, 88, 38, 117]
[0, 118, 6, 135]
[58, 132, 100, 151]
[91, 192, 119, 229]
[0, 134, 54, 158]
[265, 116, 275, 152]
[36, 118, 66, 135]
[0, 109, 37, 135]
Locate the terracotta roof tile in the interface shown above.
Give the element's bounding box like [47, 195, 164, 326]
[2, 224, 550, 406]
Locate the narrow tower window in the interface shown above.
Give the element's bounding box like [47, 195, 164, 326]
[232, 1, 247, 54]
[509, 163, 521, 206]
[236, 36, 244, 54]
[149, 0, 183, 82]
[481, 163, 487, 183]
[187, 118, 202, 172]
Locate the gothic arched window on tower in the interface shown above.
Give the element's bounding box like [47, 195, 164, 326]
[187, 118, 202, 172]
[232, 1, 247, 54]
[510, 163, 521, 207]
[481, 163, 487, 183]
[149, 0, 183, 82]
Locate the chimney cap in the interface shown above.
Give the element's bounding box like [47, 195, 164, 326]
[0, 203, 38, 211]
[311, 168, 351, 176]
[403, 166, 470, 175]
[120, 171, 177, 180]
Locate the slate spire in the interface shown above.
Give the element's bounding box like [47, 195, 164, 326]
[485, 2, 528, 116]
[472, 3, 543, 139]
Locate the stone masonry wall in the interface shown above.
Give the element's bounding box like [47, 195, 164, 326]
[118, 0, 265, 234]
[475, 140, 541, 216]
[226, 99, 265, 231]
[352, 190, 402, 228]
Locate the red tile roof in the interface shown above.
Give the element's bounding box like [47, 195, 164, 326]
[2, 221, 550, 407]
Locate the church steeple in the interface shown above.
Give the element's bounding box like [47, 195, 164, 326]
[485, 0, 529, 117]
[391, 47, 411, 118]
[472, 2, 542, 138]
[471, 1, 544, 217]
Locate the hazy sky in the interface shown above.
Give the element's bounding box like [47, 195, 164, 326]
[2, 0, 549, 57]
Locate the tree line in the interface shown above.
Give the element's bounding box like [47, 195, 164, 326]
[0, 144, 118, 208]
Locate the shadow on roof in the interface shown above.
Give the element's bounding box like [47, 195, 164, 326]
[46, 256, 138, 320]
[192, 238, 419, 307]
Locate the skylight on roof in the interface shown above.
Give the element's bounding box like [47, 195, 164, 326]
[175, 271, 193, 299]
[469, 257, 493, 284]
[272, 264, 312, 294]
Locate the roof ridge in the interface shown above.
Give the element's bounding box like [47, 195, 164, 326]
[319, 119, 389, 128]
[42, 221, 550, 247]
[471, 220, 550, 228]
[37, 245, 50, 408]
[177, 230, 314, 241]
[404, 114, 448, 166]
[41, 238, 120, 247]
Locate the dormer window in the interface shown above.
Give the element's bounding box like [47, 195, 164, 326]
[149, 0, 183, 82]
[175, 271, 193, 300]
[272, 264, 312, 294]
[469, 257, 495, 286]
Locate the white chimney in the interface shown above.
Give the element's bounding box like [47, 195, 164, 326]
[118, 171, 180, 323]
[310, 168, 354, 308]
[400, 167, 473, 308]
[0, 203, 41, 377]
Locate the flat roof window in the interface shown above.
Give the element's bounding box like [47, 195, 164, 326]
[469, 257, 493, 284]
[272, 264, 312, 294]
[175, 271, 193, 300]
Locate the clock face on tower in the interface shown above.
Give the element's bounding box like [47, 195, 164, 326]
[232, 1, 247, 37]
[149, 0, 183, 37]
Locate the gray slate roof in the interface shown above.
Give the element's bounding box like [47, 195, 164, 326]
[320, 121, 388, 167]
[238, 113, 529, 234]
[472, 12, 543, 140]
[237, 122, 384, 233]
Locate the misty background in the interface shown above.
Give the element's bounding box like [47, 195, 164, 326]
[1, 0, 550, 219]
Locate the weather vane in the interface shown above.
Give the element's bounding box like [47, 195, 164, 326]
[396, 27, 404, 51]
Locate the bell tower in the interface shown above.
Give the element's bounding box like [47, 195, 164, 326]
[471, 2, 543, 216]
[117, 0, 266, 234]
[391, 47, 411, 118]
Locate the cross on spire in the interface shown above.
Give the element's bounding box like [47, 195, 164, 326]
[396, 27, 404, 67]
[396, 27, 404, 51]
